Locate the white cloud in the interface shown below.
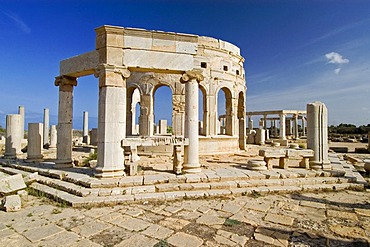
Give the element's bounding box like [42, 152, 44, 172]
[334, 68, 341, 74]
[325, 52, 349, 64]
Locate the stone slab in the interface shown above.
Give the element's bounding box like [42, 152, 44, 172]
[1, 194, 21, 212]
[22, 224, 65, 243]
[0, 174, 26, 195]
[167, 232, 203, 247]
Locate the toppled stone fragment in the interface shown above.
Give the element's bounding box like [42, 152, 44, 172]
[0, 174, 27, 195]
[1, 194, 21, 212]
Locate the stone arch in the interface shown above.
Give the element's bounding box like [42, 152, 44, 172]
[216, 86, 233, 136]
[126, 86, 141, 136]
[153, 84, 173, 135]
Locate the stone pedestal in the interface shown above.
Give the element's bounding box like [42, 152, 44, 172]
[255, 129, 266, 145]
[43, 108, 49, 147]
[307, 102, 330, 169]
[55, 76, 77, 167]
[5, 114, 22, 158]
[49, 125, 57, 149]
[181, 71, 203, 173]
[83, 111, 89, 144]
[27, 123, 43, 162]
[90, 128, 98, 146]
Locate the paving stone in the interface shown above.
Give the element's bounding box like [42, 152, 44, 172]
[355, 208, 370, 217]
[38, 231, 81, 247]
[125, 208, 143, 217]
[231, 234, 248, 246]
[116, 234, 157, 247]
[254, 232, 275, 245]
[164, 205, 182, 214]
[214, 235, 235, 246]
[0, 228, 17, 239]
[299, 200, 326, 209]
[159, 217, 190, 230]
[245, 201, 271, 213]
[167, 232, 203, 247]
[196, 214, 225, 225]
[71, 219, 112, 237]
[329, 225, 367, 239]
[142, 224, 174, 239]
[119, 217, 152, 232]
[265, 213, 294, 226]
[327, 209, 358, 220]
[0, 232, 34, 247]
[22, 223, 65, 242]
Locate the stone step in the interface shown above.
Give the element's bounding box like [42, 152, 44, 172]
[28, 180, 364, 208]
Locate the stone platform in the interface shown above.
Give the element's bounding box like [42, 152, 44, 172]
[0, 153, 366, 208]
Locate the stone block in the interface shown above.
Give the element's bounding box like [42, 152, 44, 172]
[0, 174, 27, 195]
[1, 194, 21, 212]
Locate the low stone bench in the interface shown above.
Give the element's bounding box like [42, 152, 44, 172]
[259, 149, 286, 169]
[259, 148, 314, 170]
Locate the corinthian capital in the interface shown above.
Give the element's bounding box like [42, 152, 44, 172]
[180, 70, 204, 83]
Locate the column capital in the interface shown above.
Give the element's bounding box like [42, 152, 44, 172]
[94, 64, 130, 78]
[180, 70, 204, 83]
[54, 75, 77, 87]
[94, 64, 130, 87]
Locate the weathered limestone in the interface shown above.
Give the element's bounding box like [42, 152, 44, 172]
[5, 114, 22, 158]
[279, 114, 286, 140]
[43, 108, 50, 146]
[182, 71, 203, 173]
[293, 114, 299, 139]
[0, 174, 26, 195]
[307, 102, 330, 169]
[55, 76, 77, 167]
[255, 129, 266, 145]
[83, 111, 89, 144]
[1, 195, 21, 212]
[159, 120, 167, 135]
[49, 125, 57, 149]
[18, 106, 25, 139]
[94, 62, 130, 178]
[90, 128, 98, 146]
[27, 123, 44, 161]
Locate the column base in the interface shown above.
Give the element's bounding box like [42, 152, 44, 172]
[26, 155, 44, 163]
[309, 161, 331, 170]
[54, 159, 73, 168]
[182, 163, 201, 173]
[94, 167, 125, 178]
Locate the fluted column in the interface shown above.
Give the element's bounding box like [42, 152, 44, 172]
[43, 108, 50, 146]
[181, 70, 203, 173]
[294, 114, 299, 139]
[279, 113, 286, 140]
[55, 76, 77, 167]
[94, 64, 130, 178]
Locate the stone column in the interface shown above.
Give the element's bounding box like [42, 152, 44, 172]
[54, 76, 77, 167]
[294, 114, 299, 139]
[49, 125, 57, 149]
[263, 115, 267, 130]
[5, 114, 22, 158]
[43, 108, 49, 147]
[18, 106, 25, 139]
[27, 123, 43, 162]
[279, 114, 286, 140]
[172, 94, 185, 136]
[139, 94, 154, 136]
[94, 64, 129, 178]
[302, 117, 306, 136]
[83, 111, 89, 144]
[307, 102, 330, 169]
[90, 128, 98, 146]
[368, 131, 370, 152]
[181, 70, 203, 173]
[248, 117, 253, 130]
[159, 120, 167, 135]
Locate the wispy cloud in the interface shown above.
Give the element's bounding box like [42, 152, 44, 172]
[1, 9, 31, 34]
[325, 52, 349, 74]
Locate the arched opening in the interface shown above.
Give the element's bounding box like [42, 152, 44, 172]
[126, 87, 141, 136]
[217, 87, 232, 135]
[153, 85, 173, 135]
[198, 86, 206, 136]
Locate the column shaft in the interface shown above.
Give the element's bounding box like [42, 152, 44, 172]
[5, 114, 22, 158]
[27, 123, 43, 161]
[83, 111, 89, 144]
[279, 114, 286, 140]
[43, 108, 49, 146]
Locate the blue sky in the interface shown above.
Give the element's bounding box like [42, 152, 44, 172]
[1, 0, 370, 130]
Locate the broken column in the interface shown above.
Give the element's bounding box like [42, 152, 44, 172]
[54, 76, 77, 167]
[90, 128, 98, 146]
[5, 114, 22, 158]
[43, 108, 49, 147]
[27, 123, 43, 162]
[18, 106, 25, 139]
[307, 101, 330, 169]
[293, 114, 299, 139]
[83, 111, 89, 144]
[49, 125, 57, 149]
[181, 70, 203, 173]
